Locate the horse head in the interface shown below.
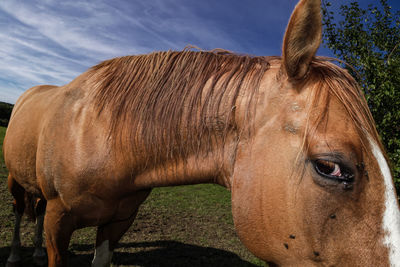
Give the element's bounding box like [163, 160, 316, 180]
[231, 0, 400, 265]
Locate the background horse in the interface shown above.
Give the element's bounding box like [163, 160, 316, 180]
[3, 0, 400, 266]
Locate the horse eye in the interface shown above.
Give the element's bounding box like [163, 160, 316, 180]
[314, 159, 342, 177]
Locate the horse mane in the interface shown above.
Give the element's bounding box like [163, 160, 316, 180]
[89, 50, 272, 167]
[87, 50, 383, 170]
[306, 58, 383, 154]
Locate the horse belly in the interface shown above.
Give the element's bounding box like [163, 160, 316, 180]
[4, 128, 39, 195]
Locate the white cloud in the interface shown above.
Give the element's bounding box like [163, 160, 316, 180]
[0, 1, 132, 59]
[0, 85, 24, 104]
[0, 0, 243, 103]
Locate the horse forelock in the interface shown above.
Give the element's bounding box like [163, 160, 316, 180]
[303, 58, 383, 155]
[288, 57, 388, 187]
[88, 50, 272, 167]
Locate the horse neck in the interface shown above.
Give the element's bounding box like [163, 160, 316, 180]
[111, 63, 283, 191]
[129, 132, 238, 190]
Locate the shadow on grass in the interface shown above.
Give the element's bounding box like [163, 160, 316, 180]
[0, 240, 261, 267]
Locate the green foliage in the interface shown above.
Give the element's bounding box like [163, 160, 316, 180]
[322, 0, 400, 193]
[0, 102, 13, 127]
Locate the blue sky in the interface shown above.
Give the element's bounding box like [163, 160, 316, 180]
[1, 0, 399, 104]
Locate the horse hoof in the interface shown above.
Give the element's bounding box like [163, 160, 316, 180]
[6, 260, 21, 267]
[33, 255, 47, 266]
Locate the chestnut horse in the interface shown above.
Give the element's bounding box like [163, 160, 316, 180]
[3, 0, 400, 266]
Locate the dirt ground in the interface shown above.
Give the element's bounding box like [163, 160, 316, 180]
[0, 185, 264, 267]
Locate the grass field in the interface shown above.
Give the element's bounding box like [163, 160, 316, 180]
[0, 126, 265, 266]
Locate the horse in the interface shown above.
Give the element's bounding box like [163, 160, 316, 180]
[3, 0, 400, 266]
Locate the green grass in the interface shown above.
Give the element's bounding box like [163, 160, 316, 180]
[0, 126, 265, 266]
[0, 126, 6, 168]
[146, 184, 233, 222]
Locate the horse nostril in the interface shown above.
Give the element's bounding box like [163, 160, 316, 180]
[284, 243, 289, 249]
[314, 251, 320, 257]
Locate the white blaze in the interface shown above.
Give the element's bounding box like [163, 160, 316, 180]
[369, 137, 400, 266]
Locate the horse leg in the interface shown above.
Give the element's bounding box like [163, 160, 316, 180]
[32, 199, 47, 266]
[44, 198, 75, 267]
[6, 174, 25, 267]
[92, 189, 151, 267]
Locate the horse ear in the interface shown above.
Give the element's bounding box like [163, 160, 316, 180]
[282, 0, 322, 81]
